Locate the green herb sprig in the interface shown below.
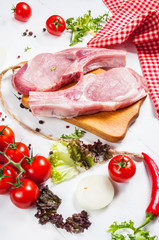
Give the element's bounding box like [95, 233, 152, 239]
[50, 66, 56, 71]
[61, 127, 86, 139]
[66, 10, 109, 46]
[24, 46, 31, 52]
[48, 139, 112, 184]
[108, 220, 157, 240]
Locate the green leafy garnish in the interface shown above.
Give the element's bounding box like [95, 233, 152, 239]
[48, 141, 79, 184]
[66, 10, 109, 46]
[48, 139, 112, 183]
[61, 127, 86, 139]
[50, 66, 56, 71]
[24, 46, 31, 52]
[67, 139, 94, 169]
[35, 185, 91, 233]
[109, 221, 136, 233]
[134, 230, 157, 240]
[108, 221, 157, 240]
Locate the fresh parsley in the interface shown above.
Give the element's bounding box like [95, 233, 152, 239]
[108, 221, 157, 240]
[66, 10, 109, 46]
[50, 66, 56, 71]
[24, 46, 31, 52]
[61, 127, 86, 139]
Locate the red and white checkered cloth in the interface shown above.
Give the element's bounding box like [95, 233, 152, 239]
[87, 0, 159, 117]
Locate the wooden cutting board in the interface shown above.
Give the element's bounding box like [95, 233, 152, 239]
[22, 68, 145, 143]
[64, 68, 145, 142]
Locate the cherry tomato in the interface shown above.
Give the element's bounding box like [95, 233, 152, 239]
[108, 155, 136, 183]
[10, 179, 39, 209]
[0, 164, 17, 194]
[13, 2, 32, 22]
[23, 155, 51, 185]
[2, 142, 30, 167]
[0, 125, 14, 151]
[46, 15, 66, 36]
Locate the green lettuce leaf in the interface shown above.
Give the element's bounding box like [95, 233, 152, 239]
[48, 141, 79, 184]
[48, 139, 112, 184]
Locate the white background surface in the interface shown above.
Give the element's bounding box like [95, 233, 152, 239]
[0, 0, 159, 239]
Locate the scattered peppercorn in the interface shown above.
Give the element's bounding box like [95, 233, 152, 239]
[20, 103, 25, 109]
[28, 144, 32, 150]
[66, 125, 70, 128]
[28, 31, 33, 36]
[19, 103, 28, 109]
[17, 55, 20, 59]
[22, 30, 37, 38]
[49, 151, 53, 155]
[39, 120, 45, 124]
[35, 128, 41, 132]
[43, 28, 46, 32]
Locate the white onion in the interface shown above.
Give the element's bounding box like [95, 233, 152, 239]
[75, 175, 114, 210]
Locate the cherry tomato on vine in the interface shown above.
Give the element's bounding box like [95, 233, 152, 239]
[108, 155, 136, 183]
[0, 125, 14, 151]
[23, 155, 51, 185]
[10, 179, 39, 209]
[46, 15, 66, 36]
[0, 164, 17, 194]
[12, 2, 32, 22]
[2, 142, 30, 167]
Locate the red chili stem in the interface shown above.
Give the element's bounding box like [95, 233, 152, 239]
[135, 152, 159, 232]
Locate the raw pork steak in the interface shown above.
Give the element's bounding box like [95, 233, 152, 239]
[29, 68, 147, 118]
[12, 47, 126, 95]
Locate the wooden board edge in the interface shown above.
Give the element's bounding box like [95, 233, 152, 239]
[65, 97, 146, 142]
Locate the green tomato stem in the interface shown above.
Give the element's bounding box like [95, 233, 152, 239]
[0, 150, 26, 187]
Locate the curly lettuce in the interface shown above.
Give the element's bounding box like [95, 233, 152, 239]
[48, 141, 79, 184]
[35, 185, 91, 233]
[48, 139, 112, 184]
[66, 10, 110, 46]
[67, 140, 94, 169]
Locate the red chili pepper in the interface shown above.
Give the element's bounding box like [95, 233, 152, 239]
[135, 152, 159, 231]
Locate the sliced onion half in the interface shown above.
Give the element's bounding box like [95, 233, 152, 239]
[75, 175, 114, 210]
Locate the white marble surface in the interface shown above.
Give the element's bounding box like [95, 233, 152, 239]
[0, 0, 159, 239]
